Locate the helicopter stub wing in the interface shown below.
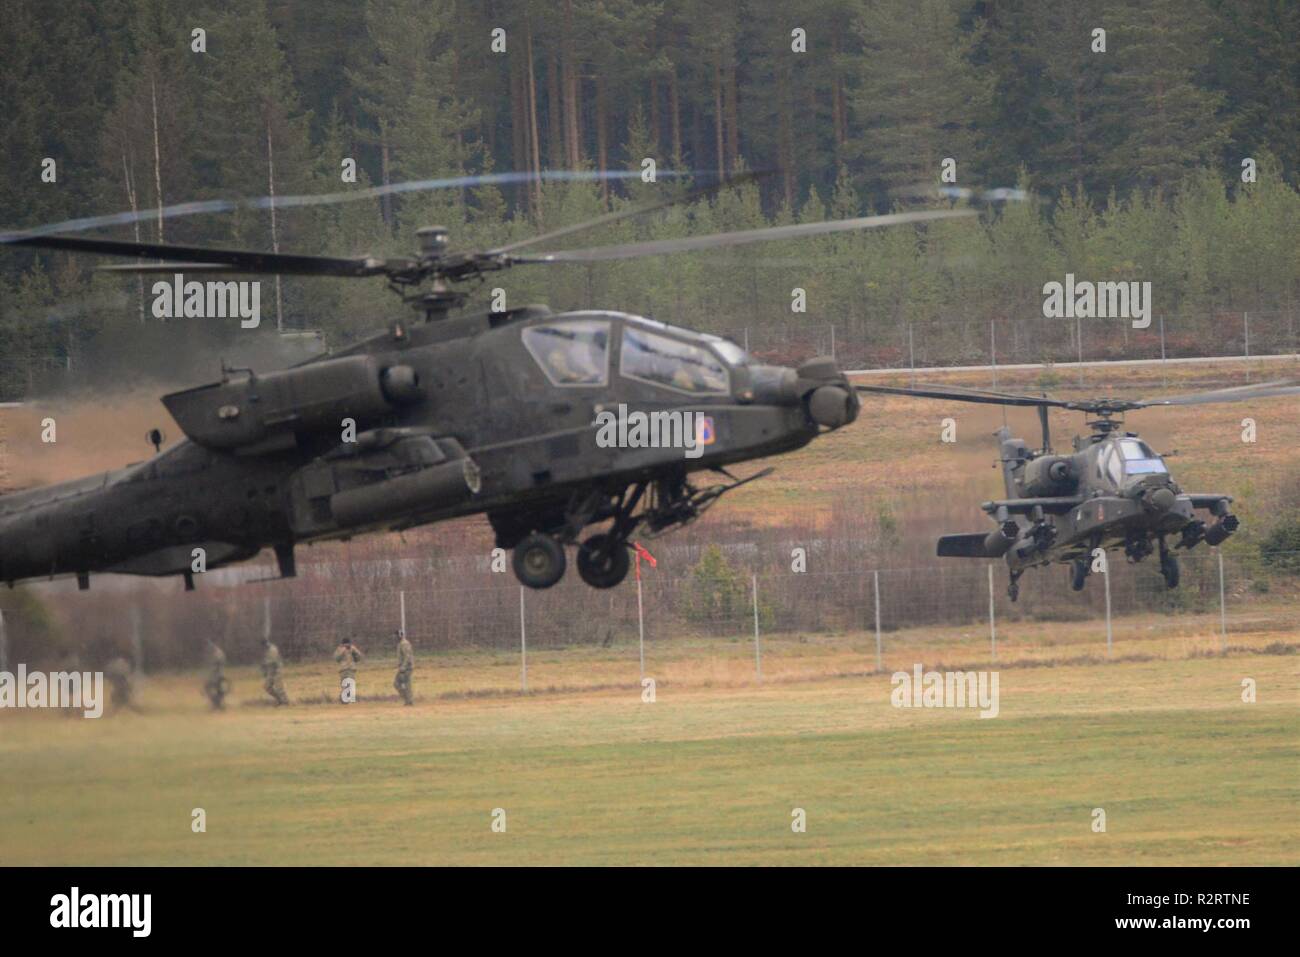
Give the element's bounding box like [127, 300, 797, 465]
[980, 496, 1083, 516]
[1185, 494, 1233, 511]
[937, 533, 1000, 558]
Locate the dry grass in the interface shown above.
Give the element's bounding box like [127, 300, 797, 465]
[1, 643, 1295, 865]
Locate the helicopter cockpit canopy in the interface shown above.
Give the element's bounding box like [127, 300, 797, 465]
[1097, 437, 1168, 488]
[525, 311, 746, 396]
[522, 318, 610, 386]
[1118, 437, 1168, 475]
[620, 323, 730, 395]
[623, 314, 750, 363]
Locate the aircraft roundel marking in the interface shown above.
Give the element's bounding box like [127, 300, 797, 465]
[697, 416, 716, 446]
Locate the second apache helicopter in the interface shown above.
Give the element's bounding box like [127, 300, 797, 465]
[1, 173, 973, 593]
[855, 380, 1300, 600]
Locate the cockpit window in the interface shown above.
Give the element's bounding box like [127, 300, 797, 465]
[522, 319, 610, 386]
[622, 315, 747, 365]
[1119, 438, 1167, 474]
[1100, 445, 1123, 486]
[620, 326, 730, 395]
[711, 340, 749, 366]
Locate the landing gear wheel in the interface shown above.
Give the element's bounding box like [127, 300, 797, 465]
[512, 533, 567, 589]
[1007, 577, 1020, 603]
[576, 534, 631, 589]
[1161, 553, 1180, 589]
[1070, 559, 1088, 592]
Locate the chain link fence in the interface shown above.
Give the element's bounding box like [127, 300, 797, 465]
[21, 546, 1296, 694]
[717, 305, 1300, 374]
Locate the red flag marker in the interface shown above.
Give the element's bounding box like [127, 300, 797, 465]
[632, 541, 657, 580]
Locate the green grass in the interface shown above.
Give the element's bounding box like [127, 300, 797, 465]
[1, 649, 1295, 865]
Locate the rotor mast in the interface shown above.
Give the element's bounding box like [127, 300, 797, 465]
[405, 226, 466, 322]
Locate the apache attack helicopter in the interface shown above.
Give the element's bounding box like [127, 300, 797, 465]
[0, 174, 975, 593]
[855, 380, 1300, 600]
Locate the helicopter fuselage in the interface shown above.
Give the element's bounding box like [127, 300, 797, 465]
[938, 426, 1237, 593]
[0, 307, 856, 590]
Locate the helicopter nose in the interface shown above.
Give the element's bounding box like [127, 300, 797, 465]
[745, 357, 859, 428]
[1132, 482, 1178, 514]
[808, 384, 855, 428]
[1148, 487, 1177, 511]
[796, 357, 859, 428]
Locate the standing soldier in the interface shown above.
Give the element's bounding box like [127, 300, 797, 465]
[334, 637, 363, 703]
[203, 640, 229, 710]
[105, 656, 134, 712]
[58, 646, 82, 718]
[393, 630, 414, 706]
[261, 637, 289, 706]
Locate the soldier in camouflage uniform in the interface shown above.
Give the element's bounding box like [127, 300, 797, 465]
[58, 648, 82, 718]
[105, 656, 134, 712]
[333, 637, 363, 702]
[393, 630, 414, 706]
[203, 640, 229, 710]
[261, 638, 288, 706]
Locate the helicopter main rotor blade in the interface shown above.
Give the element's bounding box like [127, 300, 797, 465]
[509, 208, 976, 263]
[1128, 379, 1300, 408]
[96, 262, 267, 274]
[0, 170, 668, 243]
[855, 378, 1300, 416]
[854, 381, 1073, 409]
[487, 169, 775, 255]
[890, 183, 1031, 204]
[2, 234, 395, 277]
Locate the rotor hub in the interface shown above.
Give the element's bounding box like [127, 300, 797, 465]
[416, 226, 449, 259]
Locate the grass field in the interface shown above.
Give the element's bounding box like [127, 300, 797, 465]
[2, 357, 1297, 865]
[1, 632, 1296, 866]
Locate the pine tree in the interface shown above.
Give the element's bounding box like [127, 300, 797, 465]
[1102, 0, 1227, 193]
[347, 0, 477, 234]
[1205, 0, 1300, 186]
[846, 0, 989, 204]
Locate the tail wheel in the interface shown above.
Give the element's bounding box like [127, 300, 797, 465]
[576, 534, 631, 589]
[512, 533, 566, 589]
[1070, 559, 1088, 592]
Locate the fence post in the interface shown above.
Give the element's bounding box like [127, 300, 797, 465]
[988, 565, 997, 663]
[637, 572, 646, 680]
[751, 574, 762, 682]
[908, 324, 916, 388]
[1244, 311, 1251, 382]
[1076, 315, 1084, 387]
[873, 569, 883, 671]
[1103, 561, 1113, 659]
[1158, 314, 1167, 388]
[399, 589, 407, 635]
[1217, 548, 1227, 652]
[519, 586, 527, 692]
[990, 319, 998, 389]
